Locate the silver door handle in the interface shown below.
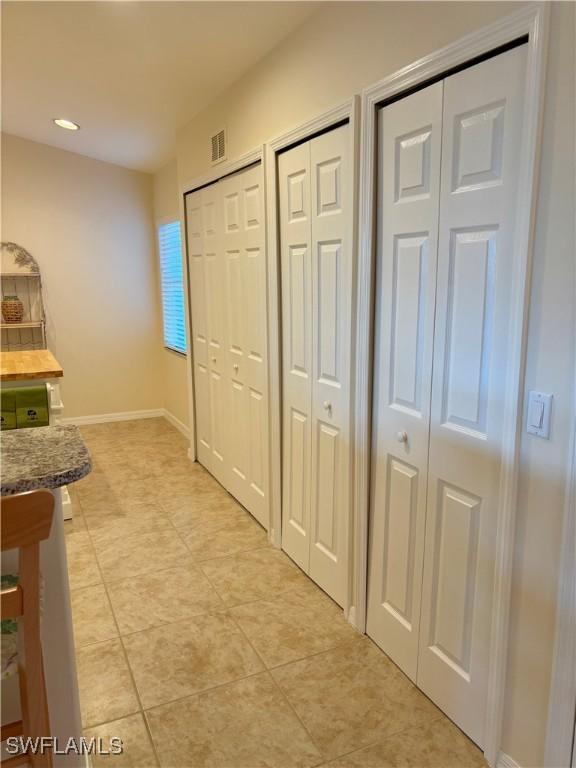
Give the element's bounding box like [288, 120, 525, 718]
[323, 401, 332, 413]
[397, 431, 408, 443]
[233, 364, 239, 372]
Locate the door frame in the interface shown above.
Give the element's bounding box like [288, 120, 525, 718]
[353, 5, 549, 766]
[179, 148, 266, 492]
[265, 97, 361, 619]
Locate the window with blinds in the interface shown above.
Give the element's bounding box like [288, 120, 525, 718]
[158, 220, 187, 354]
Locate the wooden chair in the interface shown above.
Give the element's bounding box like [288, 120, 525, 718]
[1, 491, 54, 767]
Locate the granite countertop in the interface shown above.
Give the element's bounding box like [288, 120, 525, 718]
[1, 424, 91, 495]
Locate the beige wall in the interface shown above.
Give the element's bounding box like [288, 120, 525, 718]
[158, 3, 575, 765]
[1, 133, 163, 419]
[176, 1, 519, 183]
[505, 4, 575, 765]
[153, 159, 190, 429]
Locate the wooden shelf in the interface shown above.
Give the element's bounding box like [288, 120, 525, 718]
[1, 273, 41, 279]
[1, 258, 47, 350]
[1, 321, 44, 330]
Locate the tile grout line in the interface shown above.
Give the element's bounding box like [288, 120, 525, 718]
[159, 482, 272, 560]
[221, 599, 447, 764]
[308, 713, 450, 768]
[74, 446, 163, 768]
[99, 588, 162, 766]
[79, 491, 268, 563]
[142, 666, 268, 717]
[187, 552, 342, 757]
[75, 503, 277, 595]
[70, 493, 246, 758]
[73, 574, 349, 651]
[222, 603, 328, 761]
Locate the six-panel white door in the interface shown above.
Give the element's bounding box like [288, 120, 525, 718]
[279, 124, 353, 606]
[185, 164, 269, 528]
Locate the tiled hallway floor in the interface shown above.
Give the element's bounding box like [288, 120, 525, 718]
[65, 418, 487, 768]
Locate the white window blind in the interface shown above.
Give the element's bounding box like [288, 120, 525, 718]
[158, 220, 187, 354]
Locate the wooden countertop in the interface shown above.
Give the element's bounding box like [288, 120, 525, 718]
[0, 350, 63, 381]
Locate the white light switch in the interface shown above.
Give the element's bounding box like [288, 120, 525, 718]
[527, 391, 552, 438]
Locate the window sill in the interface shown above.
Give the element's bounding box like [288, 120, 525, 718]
[164, 346, 187, 359]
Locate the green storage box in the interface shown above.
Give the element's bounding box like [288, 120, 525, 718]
[0, 390, 17, 430]
[13, 386, 49, 429]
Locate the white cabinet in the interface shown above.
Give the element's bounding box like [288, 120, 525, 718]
[278, 124, 353, 607]
[367, 44, 527, 747]
[185, 164, 269, 529]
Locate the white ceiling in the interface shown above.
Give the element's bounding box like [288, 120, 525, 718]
[1, 1, 319, 172]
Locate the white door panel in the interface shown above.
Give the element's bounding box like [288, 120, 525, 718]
[202, 181, 229, 487]
[221, 165, 269, 527]
[279, 143, 313, 572]
[186, 164, 269, 528]
[186, 190, 212, 470]
[367, 83, 443, 679]
[309, 126, 353, 606]
[418, 45, 527, 746]
[279, 124, 352, 606]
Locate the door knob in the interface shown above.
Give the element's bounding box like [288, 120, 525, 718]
[233, 364, 239, 372]
[397, 431, 408, 443]
[211, 357, 217, 364]
[323, 401, 332, 413]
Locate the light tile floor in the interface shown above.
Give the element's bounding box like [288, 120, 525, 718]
[65, 419, 487, 768]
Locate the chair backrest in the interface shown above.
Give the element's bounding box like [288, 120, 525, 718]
[1, 490, 54, 620]
[1, 490, 54, 552]
[1, 490, 55, 765]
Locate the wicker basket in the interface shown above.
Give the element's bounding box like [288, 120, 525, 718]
[1, 296, 24, 323]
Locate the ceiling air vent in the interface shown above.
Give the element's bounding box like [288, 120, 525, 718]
[211, 128, 226, 165]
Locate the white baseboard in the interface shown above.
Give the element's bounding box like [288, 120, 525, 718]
[346, 604, 357, 629]
[61, 409, 164, 426]
[60, 408, 191, 440]
[162, 408, 190, 439]
[497, 752, 521, 768]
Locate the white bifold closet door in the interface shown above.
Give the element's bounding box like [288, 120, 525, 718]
[186, 164, 269, 528]
[367, 45, 526, 747]
[279, 124, 353, 606]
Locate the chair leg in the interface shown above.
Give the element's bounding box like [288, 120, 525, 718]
[20, 546, 52, 768]
[40, 658, 51, 750]
[20, 655, 52, 768]
[17, 665, 31, 758]
[36, 654, 52, 768]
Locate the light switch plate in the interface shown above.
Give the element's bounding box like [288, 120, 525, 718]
[527, 391, 552, 438]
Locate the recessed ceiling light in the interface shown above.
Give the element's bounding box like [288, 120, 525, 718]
[53, 118, 80, 131]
